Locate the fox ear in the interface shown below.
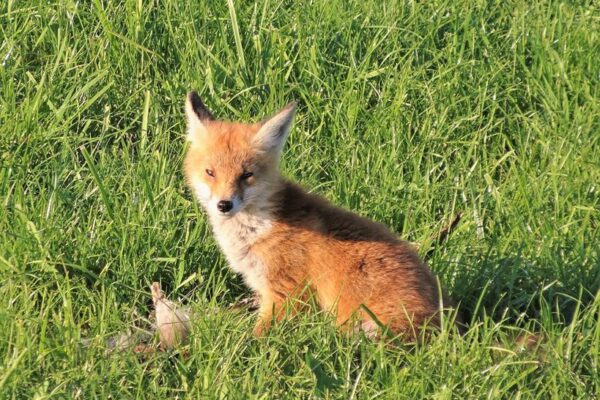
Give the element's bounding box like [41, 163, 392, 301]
[253, 102, 296, 155]
[185, 91, 214, 143]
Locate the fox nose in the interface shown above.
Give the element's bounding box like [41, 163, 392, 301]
[217, 200, 233, 213]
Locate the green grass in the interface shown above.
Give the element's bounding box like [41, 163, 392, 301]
[1, 0, 599, 398]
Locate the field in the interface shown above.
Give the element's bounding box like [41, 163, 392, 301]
[1, 0, 599, 398]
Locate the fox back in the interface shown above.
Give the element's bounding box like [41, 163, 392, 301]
[184, 92, 456, 338]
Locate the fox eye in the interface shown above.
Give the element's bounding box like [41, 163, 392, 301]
[240, 171, 253, 180]
[205, 169, 215, 177]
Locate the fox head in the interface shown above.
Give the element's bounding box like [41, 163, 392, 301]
[184, 92, 296, 218]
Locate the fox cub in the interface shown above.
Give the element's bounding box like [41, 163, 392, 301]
[184, 92, 456, 338]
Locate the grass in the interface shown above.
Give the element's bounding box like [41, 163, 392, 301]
[1, 0, 599, 398]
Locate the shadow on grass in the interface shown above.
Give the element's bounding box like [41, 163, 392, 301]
[446, 245, 600, 327]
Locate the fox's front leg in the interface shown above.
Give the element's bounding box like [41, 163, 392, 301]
[252, 293, 286, 336]
[252, 288, 310, 335]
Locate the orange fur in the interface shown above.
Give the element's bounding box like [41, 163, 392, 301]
[184, 92, 457, 339]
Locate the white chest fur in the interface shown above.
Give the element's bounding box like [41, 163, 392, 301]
[209, 210, 272, 293]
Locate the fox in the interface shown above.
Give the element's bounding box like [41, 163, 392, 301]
[183, 91, 458, 339]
